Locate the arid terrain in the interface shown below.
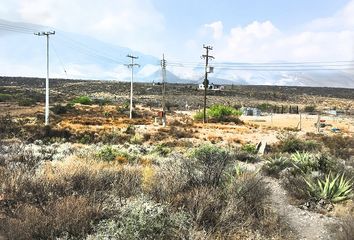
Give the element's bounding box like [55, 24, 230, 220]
[0, 77, 353, 240]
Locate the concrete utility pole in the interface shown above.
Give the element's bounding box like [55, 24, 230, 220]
[35, 31, 55, 126]
[201, 45, 214, 124]
[126, 54, 139, 119]
[161, 54, 167, 127]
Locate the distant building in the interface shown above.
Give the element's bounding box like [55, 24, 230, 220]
[198, 83, 224, 91]
[241, 107, 261, 116]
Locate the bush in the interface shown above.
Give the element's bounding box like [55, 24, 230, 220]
[90, 197, 190, 240]
[93, 98, 112, 106]
[0, 114, 22, 138]
[18, 97, 36, 106]
[70, 96, 92, 105]
[304, 105, 316, 113]
[187, 145, 234, 187]
[97, 146, 137, 164]
[320, 135, 354, 160]
[207, 104, 241, 121]
[276, 133, 320, 153]
[241, 144, 258, 154]
[281, 172, 311, 201]
[97, 146, 119, 162]
[51, 104, 72, 115]
[193, 105, 241, 122]
[193, 111, 205, 121]
[153, 143, 171, 157]
[220, 173, 271, 232]
[234, 150, 260, 163]
[0, 93, 12, 102]
[1, 196, 100, 240]
[334, 216, 354, 240]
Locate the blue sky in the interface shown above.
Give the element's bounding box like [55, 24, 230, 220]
[0, 0, 354, 83]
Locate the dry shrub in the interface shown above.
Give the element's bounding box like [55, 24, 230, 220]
[149, 155, 190, 202]
[1, 155, 142, 209]
[1, 196, 100, 240]
[280, 172, 310, 201]
[320, 135, 354, 160]
[219, 174, 271, 232]
[173, 186, 225, 230]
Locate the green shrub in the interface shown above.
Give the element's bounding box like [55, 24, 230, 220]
[97, 146, 118, 162]
[304, 105, 316, 113]
[70, 96, 92, 105]
[18, 98, 36, 106]
[153, 143, 171, 157]
[0, 93, 12, 102]
[193, 105, 241, 122]
[193, 111, 205, 121]
[207, 104, 241, 121]
[241, 144, 258, 154]
[97, 146, 137, 164]
[90, 197, 190, 240]
[305, 173, 353, 203]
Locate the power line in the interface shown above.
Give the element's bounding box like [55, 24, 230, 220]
[56, 35, 126, 64]
[51, 42, 69, 78]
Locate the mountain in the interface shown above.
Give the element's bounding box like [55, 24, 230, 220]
[0, 19, 353, 88]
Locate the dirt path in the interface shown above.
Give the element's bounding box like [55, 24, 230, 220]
[265, 177, 339, 240]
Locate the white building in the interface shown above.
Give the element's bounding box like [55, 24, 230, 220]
[198, 83, 224, 91]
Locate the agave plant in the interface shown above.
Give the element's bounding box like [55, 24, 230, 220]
[262, 155, 291, 177]
[291, 151, 318, 173]
[305, 173, 353, 203]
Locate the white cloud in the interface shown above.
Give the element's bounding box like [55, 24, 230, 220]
[307, 0, 354, 31]
[1, 0, 165, 55]
[204, 21, 223, 39]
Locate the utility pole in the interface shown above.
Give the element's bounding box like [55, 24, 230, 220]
[201, 45, 214, 124]
[126, 54, 139, 119]
[161, 54, 167, 127]
[35, 31, 55, 126]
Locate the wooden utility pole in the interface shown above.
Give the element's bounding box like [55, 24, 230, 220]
[161, 54, 167, 127]
[126, 54, 139, 119]
[201, 45, 214, 124]
[35, 31, 55, 126]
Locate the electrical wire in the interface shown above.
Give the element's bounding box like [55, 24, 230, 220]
[51, 42, 69, 78]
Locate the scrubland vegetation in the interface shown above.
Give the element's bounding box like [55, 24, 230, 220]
[0, 78, 353, 239]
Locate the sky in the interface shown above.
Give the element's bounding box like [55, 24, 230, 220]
[0, 0, 354, 84]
